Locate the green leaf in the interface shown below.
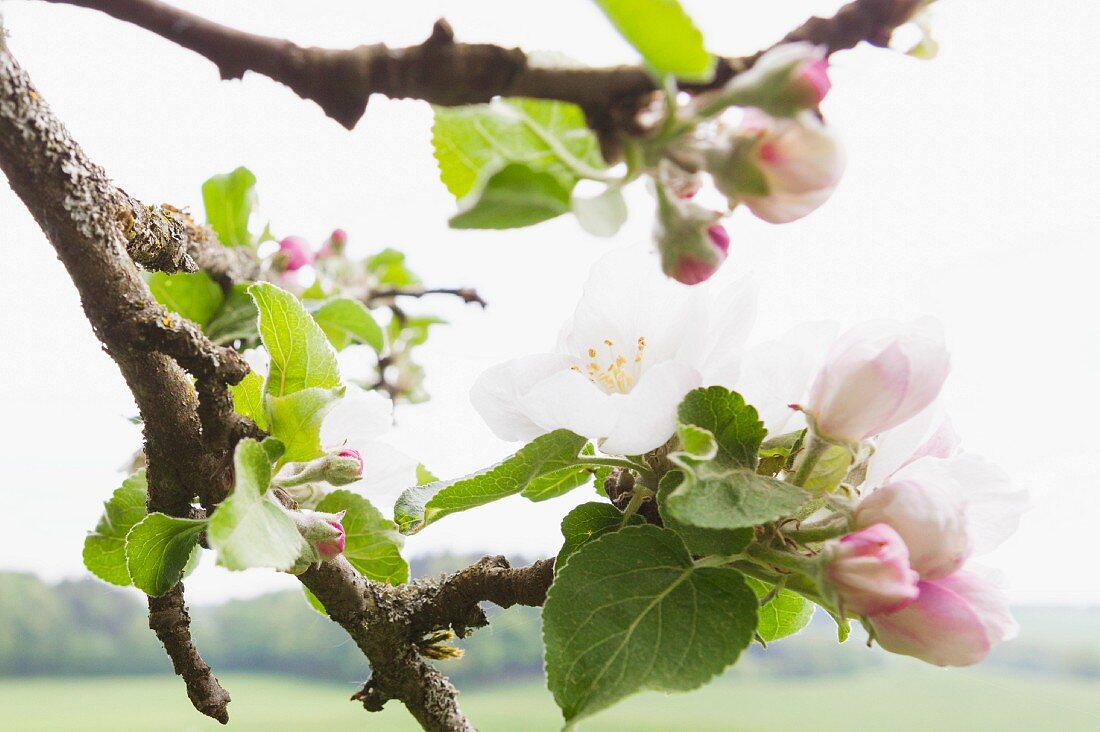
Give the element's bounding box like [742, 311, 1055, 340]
[543, 525, 757, 724]
[745, 577, 815, 643]
[316, 490, 407, 585]
[83, 471, 148, 586]
[798, 443, 854, 495]
[592, 0, 714, 81]
[416, 464, 439, 485]
[249, 282, 341, 397]
[522, 462, 600, 503]
[230, 370, 267, 431]
[432, 97, 604, 202]
[677, 386, 767, 469]
[394, 430, 589, 534]
[208, 439, 307, 571]
[206, 284, 260, 346]
[664, 466, 809, 530]
[202, 167, 257, 247]
[656, 470, 753, 557]
[366, 248, 421, 287]
[147, 271, 224, 327]
[124, 513, 206, 596]
[572, 186, 627, 237]
[450, 162, 572, 229]
[311, 298, 384, 352]
[556, 502, 642, 570]
[264, 386, 344, 464]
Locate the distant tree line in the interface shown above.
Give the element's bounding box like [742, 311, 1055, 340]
[2, 562, 1098, 685]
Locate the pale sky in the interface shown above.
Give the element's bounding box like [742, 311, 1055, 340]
[0, 1, 1096, 605]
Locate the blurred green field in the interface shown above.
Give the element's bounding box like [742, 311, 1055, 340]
[3, 669, 1098, 731]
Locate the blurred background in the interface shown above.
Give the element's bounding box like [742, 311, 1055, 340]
[1, 1, 1097, 729]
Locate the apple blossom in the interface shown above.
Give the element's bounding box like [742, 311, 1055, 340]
[804, 318, 950, 443]
[653, 185, 729, 285]
[318, 228, 348, 258]
[715, 43, 832, 117]
[275, 235, 314, 271]
[823, 523, 920, 615]
[858, 454, 1026, 565]
[869, 571, 1019, 667]
[318, 384, 418, 500]
[706, 110, 845, 224]
[471, 248, 756, 455]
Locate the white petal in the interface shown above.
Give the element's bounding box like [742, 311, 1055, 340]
[517, 369, 620, 441]
[470, 353, 575, 442]
[600, 361, 702, 455]
[343, 439, 419, 502]
[242, 347, 270, 376]
[864, 402, 944, 489]
[894, 455, 1027, 555]
[736, 340, 812, 436]
[321, 384, 394, 446]
[563, 247, 703, 367]
[693, 277, 759, 385]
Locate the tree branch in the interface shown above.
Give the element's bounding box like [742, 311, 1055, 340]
[36, 0, 923, 132]
[0, 25, 239, 721]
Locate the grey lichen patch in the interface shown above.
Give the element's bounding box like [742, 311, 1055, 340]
[123, 203, 198, 273]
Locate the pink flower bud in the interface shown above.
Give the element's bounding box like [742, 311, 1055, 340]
[315, 520, 346, 559]
[855, 476, 969, 580]
[869, 571, 1019, 667]
[707, 111, 845, 224]
[322, 448, 364, 486]
[805, 319, 950, 443]
[276, 235, 314, 271]
[318, 228, 348, 258]
[824, 524, 920, 615]
[654, 190, 729, 285]
[719, 43, 831, 117]
[796, 56, 831, 105]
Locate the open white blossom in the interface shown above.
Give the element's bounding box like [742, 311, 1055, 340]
[471, 248, 756, 455]
[244, 346, 416, 499]
[320, 384, 418, 499]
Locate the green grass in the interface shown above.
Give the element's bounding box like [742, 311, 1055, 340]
[2, 668, 1098, 731]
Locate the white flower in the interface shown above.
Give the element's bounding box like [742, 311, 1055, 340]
[805, 318, 951, 443]
[320, 384, 418, 498]
[471, 248, 757, 455]
[855, 454, 1028, 578]
[707, 110, 845, 224]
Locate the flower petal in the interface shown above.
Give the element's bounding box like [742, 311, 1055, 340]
[342, 438, 419, 500]
[600, 361, 702, 455]
[517, 369, 620, 441]
[470, 353, 575, 442]
[321, 384, 395, 446]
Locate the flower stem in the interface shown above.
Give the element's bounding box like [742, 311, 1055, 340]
[581, 456, 655, 480]
[619, 486, 653, 528]
[784, 514, 851, 544]
[790, 433, 830, 488]
[745, 542, 819, 577]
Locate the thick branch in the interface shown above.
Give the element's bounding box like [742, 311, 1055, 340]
[38, 0, 923, 131]
[0, 26, 234, 721]
[405, 556, 555, 638]
[148, 584, 232, 723]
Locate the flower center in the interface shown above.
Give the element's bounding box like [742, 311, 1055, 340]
[571, 337, 647, 394]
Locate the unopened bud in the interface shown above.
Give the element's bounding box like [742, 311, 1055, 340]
[720, 43, 831, 117]
[273, 449, 364, 489]
[318, 228, 348, 258]
[276, 235, 314, 271]
[326, 448, 364, 486]
[288, 509, 347, 564]
[654, 186, 728, 285]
